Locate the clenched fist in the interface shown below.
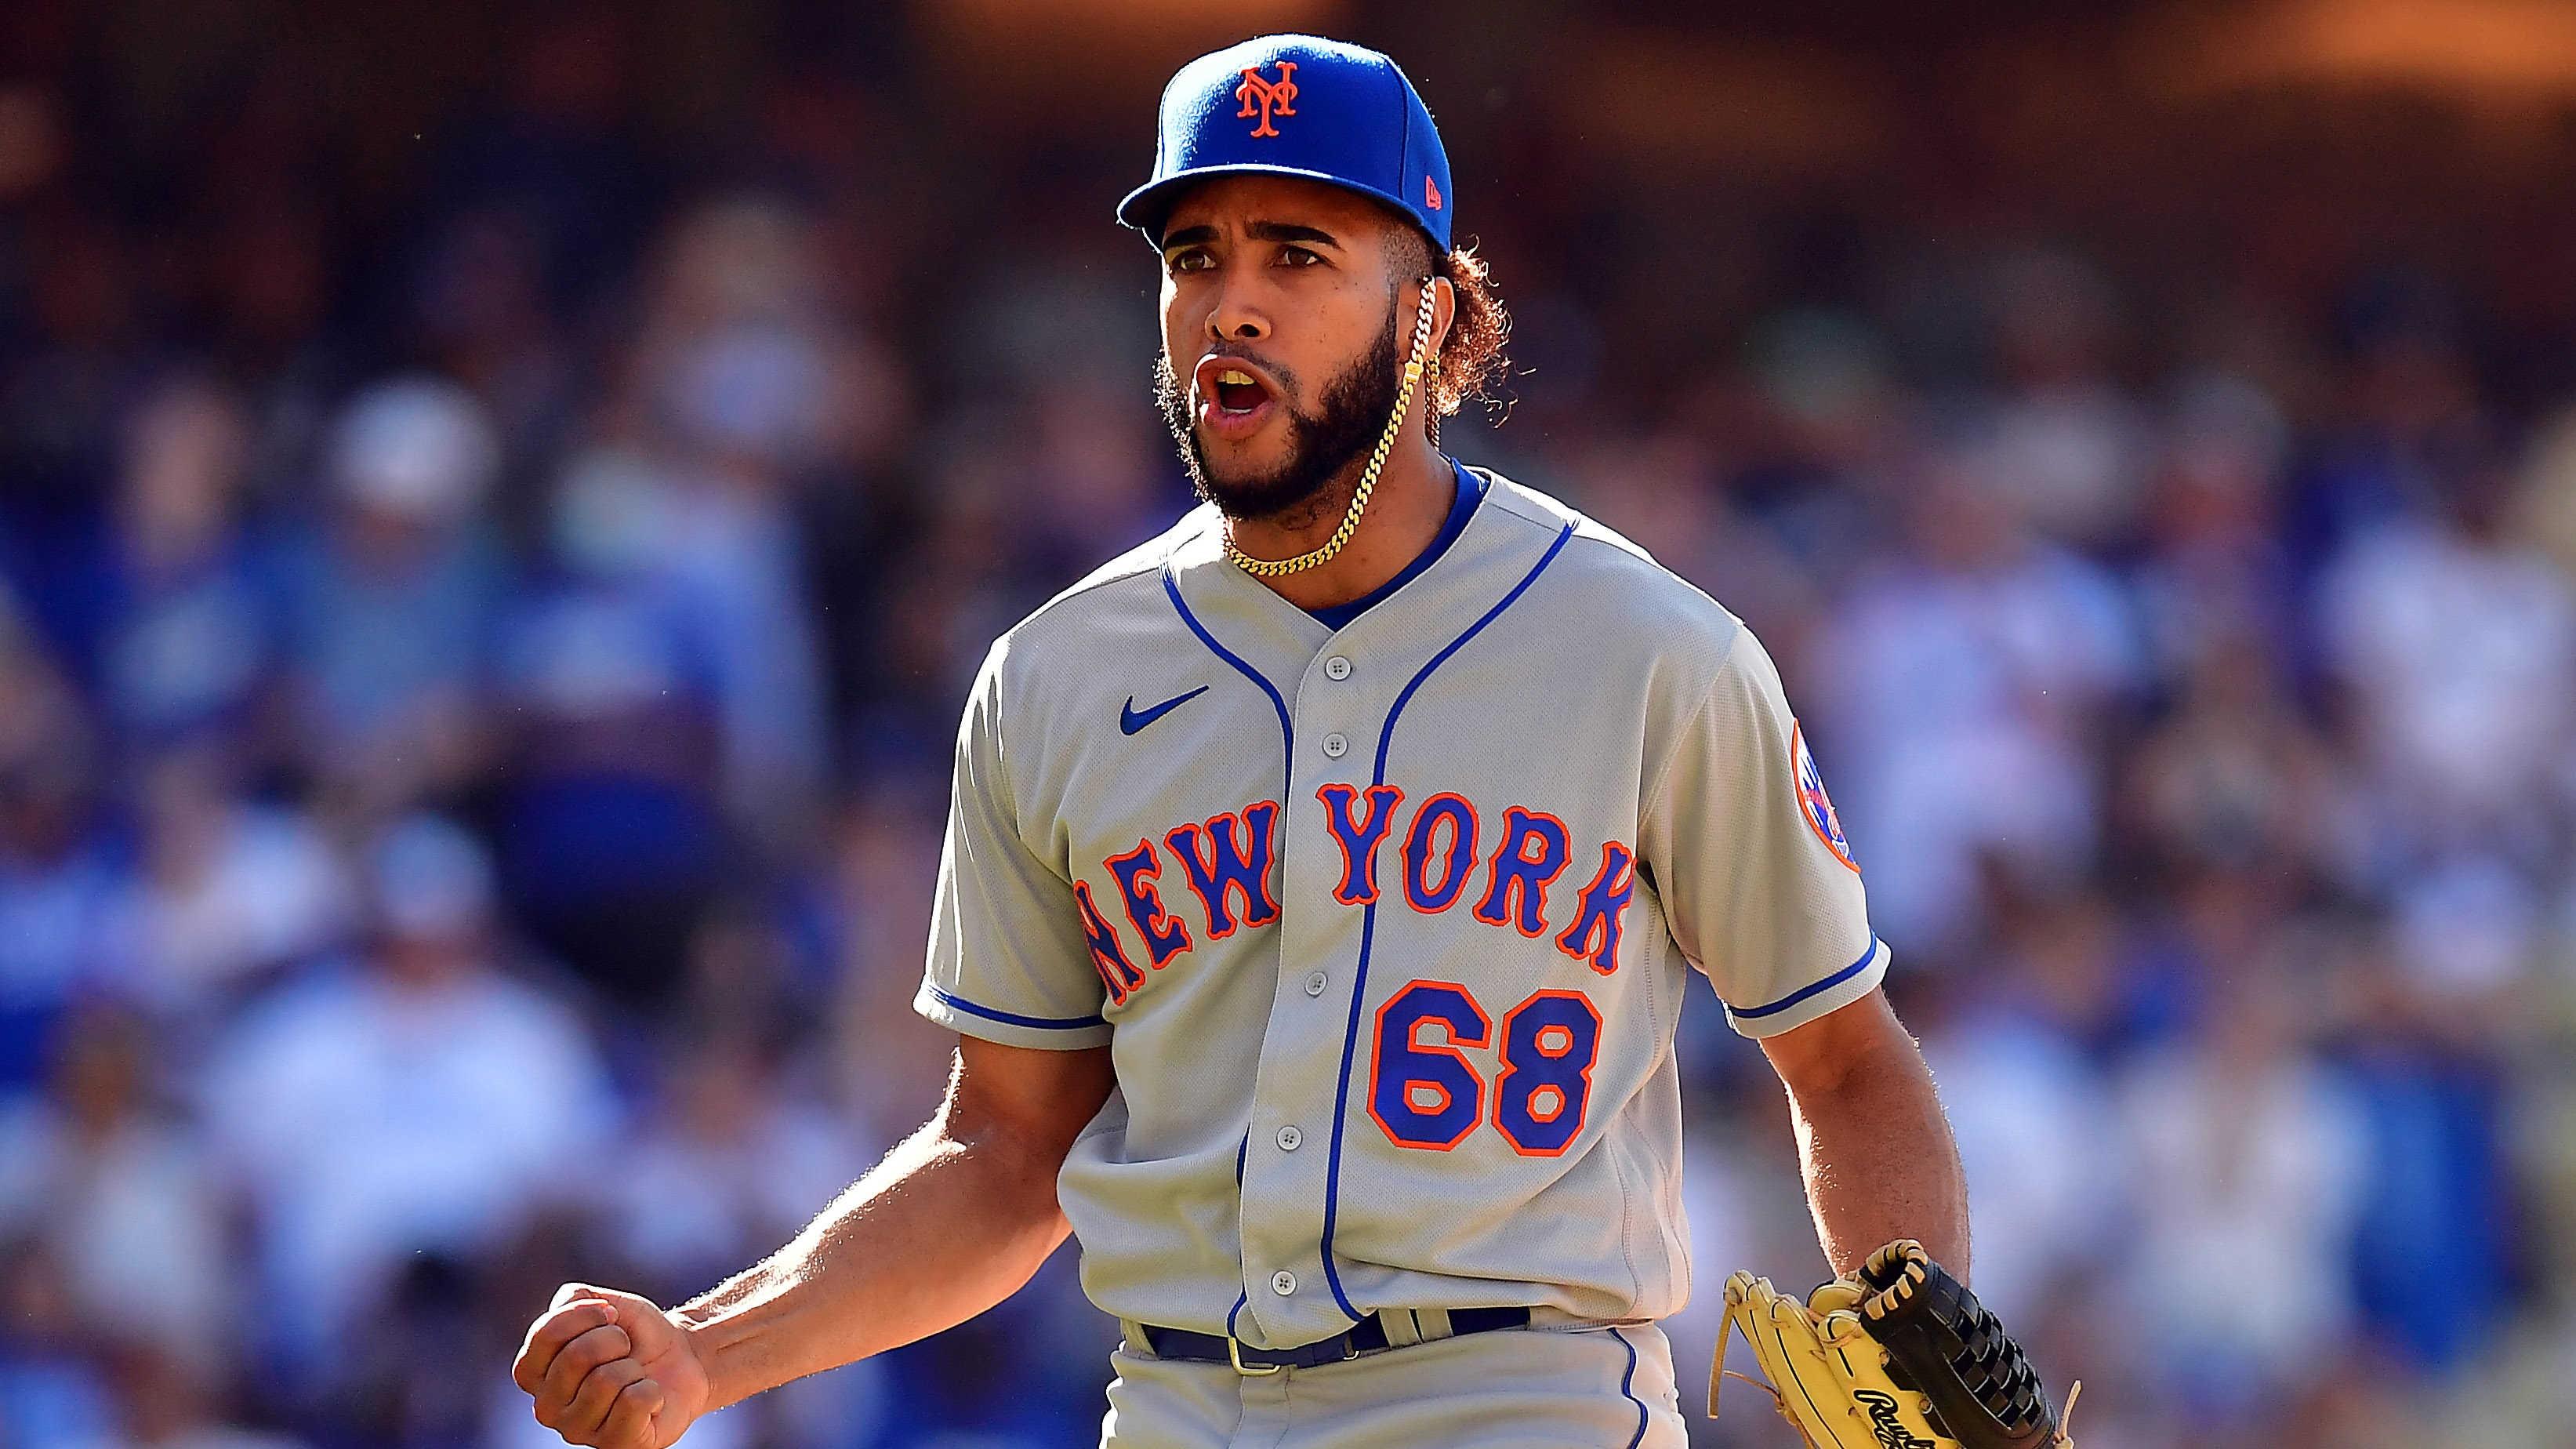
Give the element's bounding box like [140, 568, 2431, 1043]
[513, 1283, 711, 1447]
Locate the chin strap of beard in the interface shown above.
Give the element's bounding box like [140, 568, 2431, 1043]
[1225, 276, 1440, 579]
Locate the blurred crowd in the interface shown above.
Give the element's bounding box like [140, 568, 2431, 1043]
[8, 5, 2576, 1447]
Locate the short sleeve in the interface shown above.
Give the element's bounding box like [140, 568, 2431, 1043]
[914, 640, 1116, 1050]
[1640, 626, 1887, 1038]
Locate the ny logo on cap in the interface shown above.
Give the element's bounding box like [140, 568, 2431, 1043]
[1235, 61, 1298, 138]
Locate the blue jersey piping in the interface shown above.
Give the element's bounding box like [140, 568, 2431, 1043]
[1731, 935, 1884, 1020]
[923, 985, 1105, 1031]
[1315, 520, 1577, 1319]
[1613, 1324, 1649, 1448]
[1163, 566, 1293, 800]
[1164, 563, 1296, 1340]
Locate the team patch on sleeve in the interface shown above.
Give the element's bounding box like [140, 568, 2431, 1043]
[1790, 720, 1859, 873]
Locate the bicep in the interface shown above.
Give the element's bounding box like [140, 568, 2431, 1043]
[1646, 630, 1883, 1036]
[916, 643, 1115, 1043]
[942, 1035, 1116, 1170]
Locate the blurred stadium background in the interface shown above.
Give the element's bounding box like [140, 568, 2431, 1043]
[7, 0, 2576, 1444]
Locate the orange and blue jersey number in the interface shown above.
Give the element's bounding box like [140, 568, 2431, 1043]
[1369, 980, 1599, 1154]
[1492, 990, 1600, 1156]
[1368, 982, 1489, 1149]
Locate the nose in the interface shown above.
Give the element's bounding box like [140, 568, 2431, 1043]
[1205, 274, 1270, 344]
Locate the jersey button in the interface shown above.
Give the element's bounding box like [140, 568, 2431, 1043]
[1324, 655, 1352, 681]
[1275, 1124, 1303, 1151]
[1303, 971, 1328, 997]
[1321, 732, 1349, 759]
[1272, 1270, 1298, 1296]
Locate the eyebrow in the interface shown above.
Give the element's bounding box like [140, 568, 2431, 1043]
[1159, 220, 1344, 252]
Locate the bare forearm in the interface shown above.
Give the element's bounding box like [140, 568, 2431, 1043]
[674, 1118, 1068, 1410]
[1783, 1038, 1968, 1280]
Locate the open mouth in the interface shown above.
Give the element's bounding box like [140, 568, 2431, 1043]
[1215, 371, 1264, 412]
[1192, 355, 1280, 438]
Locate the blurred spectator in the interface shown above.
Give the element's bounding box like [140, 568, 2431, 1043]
[276, 378, 507, 815]
[0, 1007, 230, 1384]
[492, 452, 726, 1005]
[102, 746, 350, 1016]
[89, 375, 275, 750]
[1810, 454, 2142, 951]
[627, 198, 838, 843]
[2115, 978, 2369, 1424]
[2320, 456, 2576, 851]
[2129, 373, 2299, 689]
[2342, 965, 2519, 1378]
[1916, 952, 2124, 1326]
[1980, 247, 2151, 548]
[2121, 626, 2338, 879]
[199, 816, 614, 1389]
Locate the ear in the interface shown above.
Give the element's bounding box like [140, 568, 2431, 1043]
[1428, 272, 1457, 361]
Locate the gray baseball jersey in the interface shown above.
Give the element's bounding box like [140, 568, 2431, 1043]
[914, 466, 1884, 1351]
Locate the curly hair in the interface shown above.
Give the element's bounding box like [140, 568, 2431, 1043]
[1390, 229, 1511, 425]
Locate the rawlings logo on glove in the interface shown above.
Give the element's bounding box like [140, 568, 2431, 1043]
[1714, 1240, 2077, 1449]
[1854, 1391, 1935, 1449]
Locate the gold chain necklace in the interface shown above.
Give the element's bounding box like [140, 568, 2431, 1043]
[1224, 278, 1440, 579]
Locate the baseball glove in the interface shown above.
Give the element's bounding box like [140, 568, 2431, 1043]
[1713, 1240, 2076, 1449]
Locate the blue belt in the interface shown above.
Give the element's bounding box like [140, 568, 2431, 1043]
[1141, 1307, 1533, 1374]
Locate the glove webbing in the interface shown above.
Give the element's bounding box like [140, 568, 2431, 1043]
[1858, 1241, 2063, 1448]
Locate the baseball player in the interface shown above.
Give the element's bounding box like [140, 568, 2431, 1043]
[516, 34, 1970, 1449]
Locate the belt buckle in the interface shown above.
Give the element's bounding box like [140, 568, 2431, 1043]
[1227, 1337, 1283, 1376]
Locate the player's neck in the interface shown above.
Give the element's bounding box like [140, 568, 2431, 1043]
[1231, 435, 1454, 614]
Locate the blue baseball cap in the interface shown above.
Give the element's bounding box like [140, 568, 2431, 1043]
[1119, 34, 1453, 252]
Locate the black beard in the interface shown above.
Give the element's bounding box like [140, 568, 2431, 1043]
[1155, 302, 1403, 525]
